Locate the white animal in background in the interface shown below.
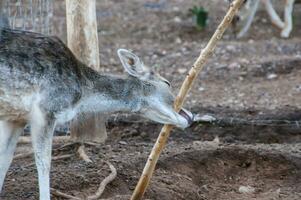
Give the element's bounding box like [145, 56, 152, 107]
[236, 0, 296, 38]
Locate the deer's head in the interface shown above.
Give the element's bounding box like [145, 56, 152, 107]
[118, 49, 193, 129]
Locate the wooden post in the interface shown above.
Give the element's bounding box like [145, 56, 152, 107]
[131, 0, 244, 199]
[66, 0, 107, 143]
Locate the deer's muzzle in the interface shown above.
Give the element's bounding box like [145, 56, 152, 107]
[179, 108, 194, 127]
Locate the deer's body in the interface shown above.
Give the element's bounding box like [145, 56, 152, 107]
[0, 28, 82, 123]
[0, 28, 192, 200]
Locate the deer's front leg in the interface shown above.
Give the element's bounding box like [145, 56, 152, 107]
[263, 0, 285, 29]
[30, 106, 56, 200]
[237, 0, 260, 38]
[281, 0, 295, 38]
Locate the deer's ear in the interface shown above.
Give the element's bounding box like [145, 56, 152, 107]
[117, 49, 146, 77]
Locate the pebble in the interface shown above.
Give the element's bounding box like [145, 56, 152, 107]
[238, 186, 255, 194]
[118, 141, 127, 145]
[267, 73, 278, 80]
[226, 45, 236, 51]
[295, 85, 301, 92]
[174, 16, 182, 23]
[172, 6, 180, 12]
[198, 87, 205, 91]
[228, 62, 241, 69]
[194, 114, 216, 122]
[175, 37, 182, 44]
[177, 68, 187, 74]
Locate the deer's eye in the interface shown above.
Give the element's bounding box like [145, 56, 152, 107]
[163, 80, 171, 87]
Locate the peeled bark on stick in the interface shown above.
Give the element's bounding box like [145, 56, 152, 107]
[66, 0, 107, 143]
[130, 0, 244, 199]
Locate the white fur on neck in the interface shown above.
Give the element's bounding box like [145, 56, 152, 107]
[56, 94, 135, 124]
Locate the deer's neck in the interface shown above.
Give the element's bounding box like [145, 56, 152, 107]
[77, 66, 153, 115]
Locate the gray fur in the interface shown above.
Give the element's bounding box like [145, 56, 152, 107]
[0, 28, 192, 200]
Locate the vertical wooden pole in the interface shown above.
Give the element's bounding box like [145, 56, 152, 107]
[66, 0, 107, 143]
[131, 0, 244, 199]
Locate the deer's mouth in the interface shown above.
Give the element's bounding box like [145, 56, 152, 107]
[179, 108, 194, 126]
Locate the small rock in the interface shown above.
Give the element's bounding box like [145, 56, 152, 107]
[216, 63, 227, 69]
[267, 73, 277, 80]
[118, 141, 127, 145]
[175, 37, 182, 44]
[226, 45, 236, 51]
[228, 62, 241, 69]
[177, 68, 187, 74]
[212, 136, 220, 144]
[239, 186, 255, 194]
[192, 141, 203, 146]
[174, 16, 182, 23]
[295, 85, 301, 92]
[109, 58, 115, 63]
[140, 132, 147, 138]
[172, 6, 180, 12]
[198, 87, 205, 91]
[239, 58, 249, 64]
[194, 114, 216, 122]
[248, 39, 254, 44]
[261, 18, 268, 23]
[200, 184, 209, 192]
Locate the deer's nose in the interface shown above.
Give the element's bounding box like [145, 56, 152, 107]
[179, 108, 194, 126]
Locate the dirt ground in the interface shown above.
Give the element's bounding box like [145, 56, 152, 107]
[1, 0, 301, 199]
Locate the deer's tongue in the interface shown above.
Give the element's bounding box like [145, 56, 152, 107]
[179, 108, 194, 126]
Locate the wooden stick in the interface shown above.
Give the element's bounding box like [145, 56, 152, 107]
[130, 1, 244, 199]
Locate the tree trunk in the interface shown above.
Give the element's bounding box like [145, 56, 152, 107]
[66, 0, 107, 143]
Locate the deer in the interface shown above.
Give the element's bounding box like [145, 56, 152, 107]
[0, 27, 193, 200]
[234, 0, 296, 38]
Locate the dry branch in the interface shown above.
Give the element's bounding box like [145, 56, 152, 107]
[51, 161, 117, 200]
[87, 161, 117, 200]
[130, 0, 244, 199]
[24, 153, 74, 168]
[77, 145, 93, 163]
[50, 188, 81, 200]
[52, 154, 74, 161]
[18, 136, 71, 144]
[14, 151, 33, 160]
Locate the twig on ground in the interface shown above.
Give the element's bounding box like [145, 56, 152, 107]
[130, 0, 244, 199]
[52, 154, 74, 161]
[14, 151, 33, 160]
[51, 161, 117, 200]
[24, 153, 74, 168]
[88, 161, 117, 200]
[55, 141, 100, 151]
[55, 141, 80, 151]
[14, 142, 77, 160]
[50, 188, 81, 200]
[77, 145, 93, 163]
[18, 136, 71, 144]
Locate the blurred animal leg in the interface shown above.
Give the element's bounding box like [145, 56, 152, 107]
[0, 121, 24, 192]
[281, 0, 295, 38]
[263, 0, 285, 28]
[237, 0, 260, 38]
